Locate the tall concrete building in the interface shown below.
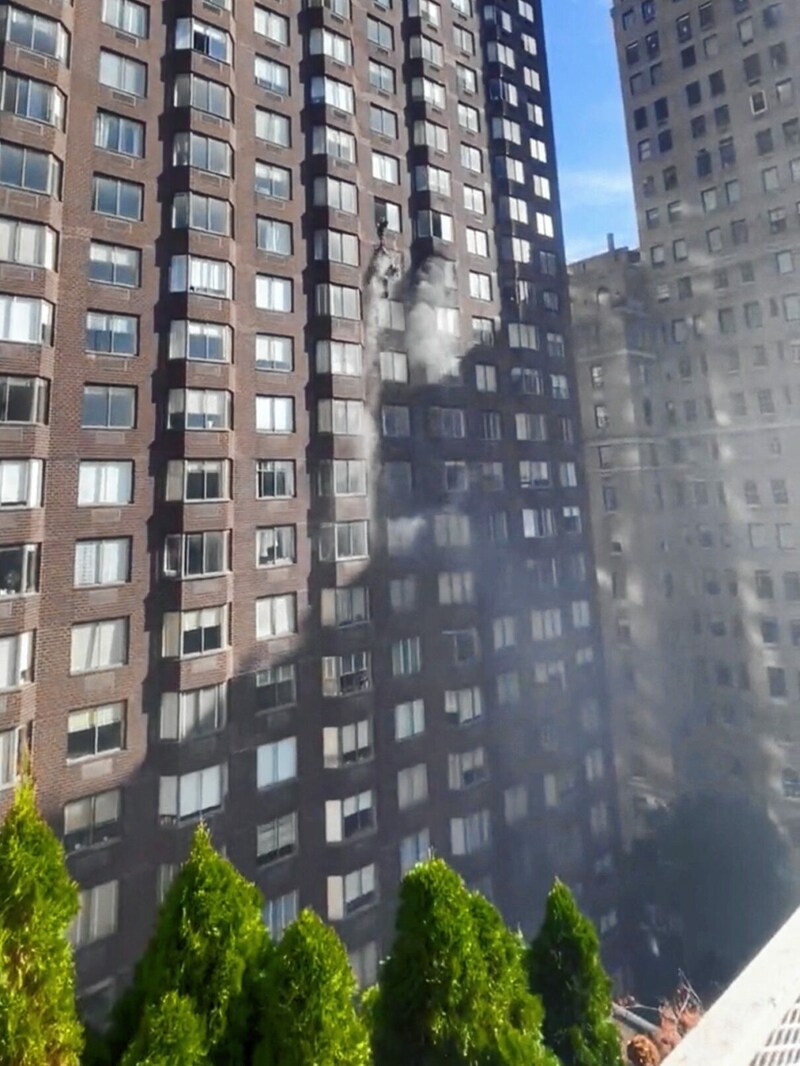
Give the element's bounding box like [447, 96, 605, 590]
[0, 0, 620, 1012]
[571, 244, 679, 844]
[575, 0, 800, 845]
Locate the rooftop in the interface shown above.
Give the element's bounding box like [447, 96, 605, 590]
[664, 906, 800, 1065]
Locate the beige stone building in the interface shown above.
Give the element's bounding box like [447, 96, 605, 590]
[573, 0, 800, 848]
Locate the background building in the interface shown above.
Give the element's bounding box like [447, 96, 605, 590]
[571, 242, 678, 844]
[0, 0, 620, 1011]
[574, 0, 800, 847]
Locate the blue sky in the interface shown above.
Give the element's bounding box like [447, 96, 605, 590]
[541, 0, 638, 262]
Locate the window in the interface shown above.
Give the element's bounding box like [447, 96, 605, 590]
[460, 143, 482, 172]
[256, 275, 292, 312]
[313, 228, 358, 265]
[64, 789, 121, 853]
[0, 543, 37, 597]
[256, 108, 291, 147]
[317, 459, 366, 498]
[398, 764, 428, 809]
[1, 72, 64, 127]
[166, 459, 229, 502]
[391, 636, 422, 676]
[327, 863, 376, 918]
[81, 385, 135, 430]
[162, 606, 227, 658]
[169, 136, 228, 179]
[99, 50, 146, 96]
[469, 272, 491, 301]
[411, 33, 444, 64]
[318, 399, 362, 435]
[493, 615, 515, 650]
[0, 375, 46, 425]
[69, 882, 118, 948]
[256, 663, 297, 712]
[394, 698, 425, 741]
[429, 406, 465, 438]
[370, 104, 397, 138]
[463, 186, 485, 214]
[310, 75, 354, 113]
[0, 463, 38, 512]
[169, 255, 231, 298]
[3, 5, 69, 59]
[70, 619, 128, 673]
[174, 16, 232, 61]
[255, 162, 291, 200]
[263, 891, 298, 940]
[167, 389, 229, 430]
[256, 526, 295, 568]
[309, 26, 351, 63]
[318, 520, 368, 561]
[449, 748, 486, 789]
[0, 141, 60, 196]
[368, 60, 395, 94]
[379, 349, 408, 383]
[163, 531, 227, 579]
[0, 632, 33, 690]
[256, 593, 297, 640]
[323, 720, 372, 767]
[0, 727, 20, 788]
[88, 243, 139, 287]
[372, 152, 399, 184]
[321, 585, 369, 628]
[316, 340, 362, 376]
[255, 6, 289, 43]
[74, 538, 129, 587]
[255, 395, 294, 434]
[255, 56, 289, 95]
[313, 175, 357, 214]
[102, 0, 147, 34]
[322, 651, 371, 696]
[367, 15, 393, 47]
[77, 461, 132, 506]
[326, 790, 375, 842]
[315, 283, 360, 320]
[444, 628, 478, 664]
[256, 460, 295, 499]
[160, 683, 226, 741]
[174, 72, 231, 118]
[450, 810, 490, 855]
[389, 575, 417, 611]
[400, 828, 430, 876]
[159, 765, 226, 823]
[257, 738, 297, 790]
[173, 193, 230, 236]
[84, 312, 137, 358]
[257, 813, 297, 865]
[445, 686, 482, 725]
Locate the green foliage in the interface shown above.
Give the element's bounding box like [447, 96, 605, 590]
[469, 892, 557, 1065]
[372, 858, 555, 1066]
[106, 824, 269, 1066]
[120, 992, 208, 1065]
[255, 909, 369, 1066]
[0, 779, 83, 1065]
[527, 881, 622, 1066]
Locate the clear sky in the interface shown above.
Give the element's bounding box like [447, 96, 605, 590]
[541, 0, 638, 262]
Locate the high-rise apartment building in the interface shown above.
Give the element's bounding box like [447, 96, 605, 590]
[571, 243, 679, 844]
[576, 0, 800, 844]
[0, 0, 620, 1010]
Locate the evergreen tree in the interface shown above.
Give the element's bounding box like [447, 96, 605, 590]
[106, 824, 269, 1065]
[120, 992, 208, 1066]
[527, 880, 623, 1066]
[0, 778, 83, 1065]
[469, 892, 557, 1066]
[372, 858, 555, 1066]
[255, 909, 369, 1066]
